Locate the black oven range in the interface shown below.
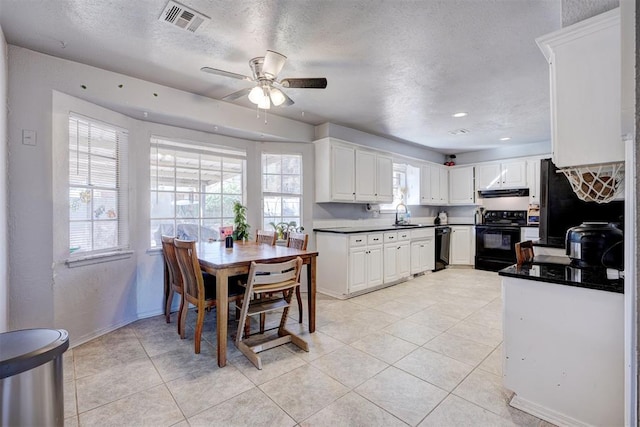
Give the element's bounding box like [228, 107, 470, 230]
[475, 210, 527, 272]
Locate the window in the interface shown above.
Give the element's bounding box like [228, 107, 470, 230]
[380, 162, 421, 211]
[150, 137, 246, 247]
[69, 114, 129, 255]
[262, 153, 302, 231]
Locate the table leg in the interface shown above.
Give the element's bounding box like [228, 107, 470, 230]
[215, 269, 229, 367]
[307, 256, 316, 333]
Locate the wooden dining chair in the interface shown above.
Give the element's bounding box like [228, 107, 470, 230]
[235, 257, 309, 369]
[173, 239, 245, 354]
[515, 240, 535, 266]
[162, 236, 186, 336]
[287, 233, 308, 324]
[256, 230, 277, 245]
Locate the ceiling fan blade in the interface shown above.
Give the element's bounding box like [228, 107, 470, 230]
[280, 78, 328, 89]
[271, 88, 295, 107]
[200, 67, 253, 82]
[262, 50, 287, 78]
[221, 87, 253, 101]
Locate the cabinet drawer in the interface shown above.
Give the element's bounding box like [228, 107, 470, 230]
[368, 233, 384, 245]
[383, 232, 398, 243]
[397, 230, 411, 241]
[349, 234, 367, 247]
[411, 228, 435, 239]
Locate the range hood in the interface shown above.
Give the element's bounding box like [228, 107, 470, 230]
[478, 188, 529, 198]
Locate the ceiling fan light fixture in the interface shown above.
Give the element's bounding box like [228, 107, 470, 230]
[248, 86, 265, 104]
[269, 87, 286, 106]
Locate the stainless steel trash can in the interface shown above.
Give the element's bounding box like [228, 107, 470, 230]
[0, 329, 69, 426]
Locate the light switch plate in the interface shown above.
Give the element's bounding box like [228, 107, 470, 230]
[22, 129, 37, 146]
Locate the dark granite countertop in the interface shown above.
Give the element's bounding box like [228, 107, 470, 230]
[313, 224, 474, 234]
[499, 258, 623, 294]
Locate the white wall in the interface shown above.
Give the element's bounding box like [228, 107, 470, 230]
[7, 46, 317, 345]
[0, 25, 8, 332]
[454, 140, 551, 165]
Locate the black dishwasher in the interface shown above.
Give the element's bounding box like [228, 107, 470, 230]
[434, 226, 451, 271]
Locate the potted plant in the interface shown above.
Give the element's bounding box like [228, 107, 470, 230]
[269, 221, 303, 243]
[232, 202, 250, 241]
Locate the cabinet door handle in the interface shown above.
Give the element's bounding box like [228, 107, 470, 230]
[355, 239, 362, 243]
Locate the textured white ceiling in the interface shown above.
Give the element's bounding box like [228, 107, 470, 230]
[0, 0, 561, 153]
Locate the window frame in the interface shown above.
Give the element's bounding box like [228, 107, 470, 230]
[67, 113, 130, 259]
[149, 136, 247, 249]
[261, 151, 303, 234]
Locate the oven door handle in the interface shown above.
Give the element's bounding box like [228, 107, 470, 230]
[476, 226, 521, 233]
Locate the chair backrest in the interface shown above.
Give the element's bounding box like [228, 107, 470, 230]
[173, 239, 205, 303]
[161, 235, 183, 292]
[247, 257, 303, 295]
[256, 230, 277, 245]
[515, 240, 535, 266]
[287, 232, 308, 251]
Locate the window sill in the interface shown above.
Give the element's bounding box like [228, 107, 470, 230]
[66, 250, 134, 268]
[146, 247, 162, 255]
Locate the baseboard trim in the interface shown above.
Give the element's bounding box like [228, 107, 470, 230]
[510, 394, 592, 427]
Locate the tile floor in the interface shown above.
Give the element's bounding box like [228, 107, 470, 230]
[62, 268, 555, 426]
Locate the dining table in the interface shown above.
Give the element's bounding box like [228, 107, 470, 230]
[197, 240, 319, 367]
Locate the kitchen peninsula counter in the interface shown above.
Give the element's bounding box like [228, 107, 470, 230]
[499, 259, 624, 426]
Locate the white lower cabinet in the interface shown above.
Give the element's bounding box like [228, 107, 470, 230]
[410, 228, 436, 274]
[349, 243, 383, 293]
[450, 226, 474, 265]
[383, 231, 411, 284]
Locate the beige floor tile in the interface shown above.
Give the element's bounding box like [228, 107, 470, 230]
[373, 299, 425, 318]
[453, 369, 542, 426]
[390, 293, 442, 309]
[73, 333, 148, 379]
[478, 345, 503, 376]
[405, 308, 460, 332]
[317, 318, 382, 344]
[383, 319, 443, 346]
[64, 416, 78, 427]
[300, 391, 407, 426]
[351, 307, 403, 325]
[465, 307, 503, 330]
[78, 384, 184, 427]
[395, 347, 474, 392]
[259, 365, 349, 422]
[63, 350, 75, 382]
[188, 387, 296, 427]
[418, 394, 514, 427]
[311, 345, 388, 388]
[64, 380, 77, 419]
[229, 344, 306, 385]
[76, 357, 163, 413]
[424, 332, 494, 366]
[355, 366, 447, 426]
[424, 301, 485, 320]
[166, 364, 254, 418]
[284, 329, 345, 362]
[351, 330, 418, 364]
[150, 341, 217, 382]
[349, 290, 393, 308]
[446, 320, 503, 347]
[138, 327, 200, 358]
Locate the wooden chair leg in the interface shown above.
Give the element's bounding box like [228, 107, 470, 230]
[260, 313, 266, 334]
[194, 305, 205, 354]
[295, 287, 303, 324]
[165, 288, 174, 323]
[177, 295, 185, 337]
[179, 300, 188, 339]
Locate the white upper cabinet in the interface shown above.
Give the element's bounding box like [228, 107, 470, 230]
[315, 138, 393, 203]
[536, 9, 622, 168]
[526, 158, 541, 204]
[421, 163, 448, 205]
[476, 160, 526, 190]
[355, 150, 376, 202]
[448, 166, 475, 205]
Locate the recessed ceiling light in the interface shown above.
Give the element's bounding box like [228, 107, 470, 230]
[452, 112, 468, 118]
[500, 137, 511, 141]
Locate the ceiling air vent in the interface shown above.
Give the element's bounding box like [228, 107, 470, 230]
[159, 1, 210, 33]
[448, 128, 470, 135]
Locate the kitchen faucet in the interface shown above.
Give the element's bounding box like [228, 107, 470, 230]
[395, 202, 408, 225]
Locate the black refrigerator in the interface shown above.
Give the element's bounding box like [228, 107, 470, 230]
[539, 158, 624, 248]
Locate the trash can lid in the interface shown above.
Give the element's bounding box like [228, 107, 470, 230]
[0, 329, 69, 379]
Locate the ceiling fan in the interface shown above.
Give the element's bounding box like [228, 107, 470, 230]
[201, 50, 327, 109]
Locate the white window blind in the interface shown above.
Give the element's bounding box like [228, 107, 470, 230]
[69, 114, 129, 255]
[150, 137, 246, 247]
[262, 153, 302, 231]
